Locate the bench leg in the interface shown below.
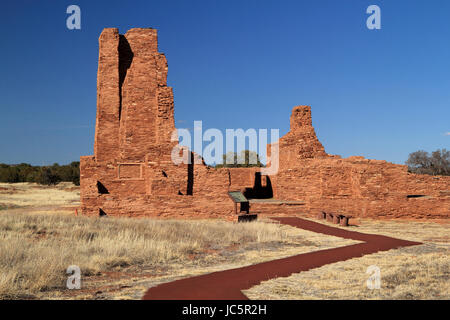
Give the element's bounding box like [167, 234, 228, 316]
[333, 215, 340, 224]
[340, 216, 349, 227]
[326, 213, 333, 222]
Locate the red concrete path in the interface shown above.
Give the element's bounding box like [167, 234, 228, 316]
[142, 217, 421, 300]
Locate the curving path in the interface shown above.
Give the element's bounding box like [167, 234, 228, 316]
[143, 217, 421, 300]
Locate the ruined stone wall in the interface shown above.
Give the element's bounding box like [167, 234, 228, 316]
[270, 106, 450, 219]
[80, 27, 261, 218]
[94, 29, 120, 162]
[81, 27, 449, 220]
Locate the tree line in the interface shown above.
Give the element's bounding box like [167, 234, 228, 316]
[0, 162, 80, 185]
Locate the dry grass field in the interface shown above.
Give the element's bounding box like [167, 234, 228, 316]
[0, 182, 448, 300]
[0, 182, 79, 213]
[0, 211, 286, 298]
[244, 218, 449, 300]
[0, 183, 358, 299]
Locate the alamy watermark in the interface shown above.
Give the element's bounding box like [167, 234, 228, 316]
[170, 122, 280, 175]
[66, 5, 81, 30]
[66, 265, 81, 289]
[366, 5, 381, 30]
[366, 265, 381, 289]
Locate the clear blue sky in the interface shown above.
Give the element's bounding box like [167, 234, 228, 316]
[0, 0, 448, 166]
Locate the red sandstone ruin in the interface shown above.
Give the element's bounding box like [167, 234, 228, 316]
[80, 28, 450, 219]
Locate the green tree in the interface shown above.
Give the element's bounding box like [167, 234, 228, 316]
[0, 162, 80, 184]
[16, 163, 34, 182]
[37, 167, 61, 185]
[0, 166, 19, 182]
[25, 170, 40, 182]
[216, 150, 263, 168]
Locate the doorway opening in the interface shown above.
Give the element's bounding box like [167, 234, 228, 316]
[244, 172, 273, 199]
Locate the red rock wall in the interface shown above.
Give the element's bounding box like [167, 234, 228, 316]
[94, 29, 121, 162]
[80, 26, 259, 218]
[81, 28, 449, 220]
[268, 106, 450, 219]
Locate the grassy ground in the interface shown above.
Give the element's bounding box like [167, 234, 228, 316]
[243, 218, 449, 300]
[0, 182, 79, 214]
[0, 212, 288, 298]
[0, 183, 358, 299]
[1, 183, 447, 300]
[0, 212, 359, 300]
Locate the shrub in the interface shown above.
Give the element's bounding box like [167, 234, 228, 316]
[215, 150, 263, 168]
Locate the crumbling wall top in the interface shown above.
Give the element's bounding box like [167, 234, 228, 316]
[290, 105, 313, 130]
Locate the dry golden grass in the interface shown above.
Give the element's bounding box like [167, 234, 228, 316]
[102, 220, 359, 300]
[0, 183, 362, 299]
[0, 212, 360, 300]
[0, 182, 79, 212]
[243, 218, 450, 300]
[5, 183, 444, 300]
[0, 212, 294, 299]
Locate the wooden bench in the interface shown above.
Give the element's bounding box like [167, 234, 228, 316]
[318, 211, 352, 227]
[228, 191, 257, 222]
[332, 213, 341, 224]
[338, 214, 353, 227]
[326, 212, 334, 222]
[317, 211, 326, 220]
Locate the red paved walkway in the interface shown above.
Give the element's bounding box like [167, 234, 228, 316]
[143, 217, 421, 300]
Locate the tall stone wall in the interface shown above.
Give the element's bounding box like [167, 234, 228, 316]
[80, 28, 264, 218]
[80, 27, 450, 220]
[94, 29, 121, 162]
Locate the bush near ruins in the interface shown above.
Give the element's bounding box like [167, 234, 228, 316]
[0, 162, 80, 185]
[215, 150, 264, 168]
[406, 149, 449, 176]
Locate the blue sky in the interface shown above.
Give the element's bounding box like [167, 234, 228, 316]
[0, 0, 448, 166]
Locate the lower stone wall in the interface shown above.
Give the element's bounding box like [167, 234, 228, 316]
[273, 156, 450, 219]
[80, 155, 262, 218]
[80, 194, 235, 218]
[81, 153, 449, 220]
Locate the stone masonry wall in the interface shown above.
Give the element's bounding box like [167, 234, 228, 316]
[269, 106, 450, 219]
[80, 27, 450, 220]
